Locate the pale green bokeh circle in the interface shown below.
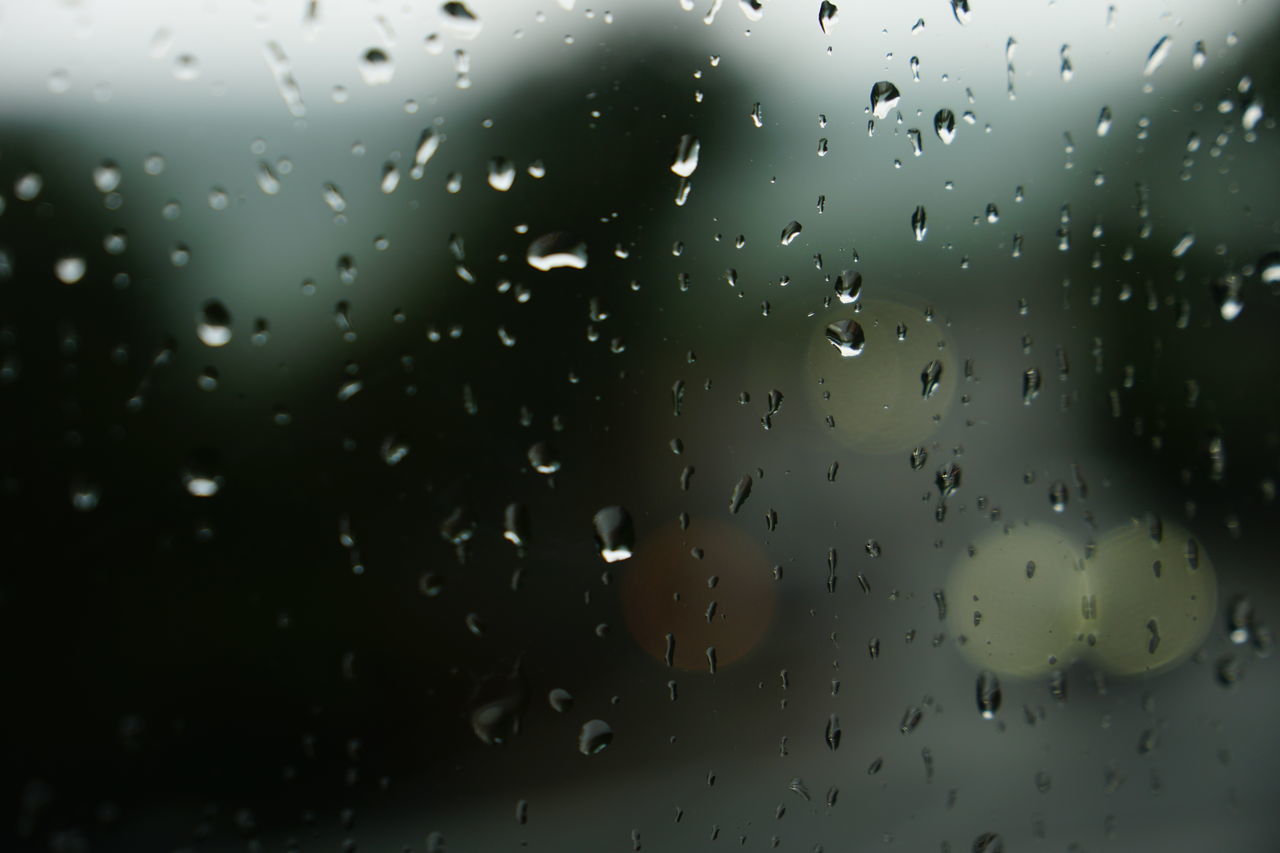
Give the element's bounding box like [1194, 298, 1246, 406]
[1084, 519, 1217, 676]
[946, 521, 1088, 678]
[804, 299, 957, 454]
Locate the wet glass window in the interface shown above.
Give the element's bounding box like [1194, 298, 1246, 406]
[3, 1, 1278, 851]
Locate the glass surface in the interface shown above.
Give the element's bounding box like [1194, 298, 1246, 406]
[3, 2, 1279, 851]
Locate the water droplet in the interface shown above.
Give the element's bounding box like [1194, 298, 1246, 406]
[548, 688, 573, 712]
[1096, 106, 1112, 137]
[780, 220, 803, 246]
[834, 269, 862, 304]
[527, 232, 588, 271]
[93, 161, 121, 193]
[1171, 232, 1195, 258]
[412, 129, 442, 178]
[671, 134, 701, 177]
[358, 47, 395, 85]
[976, 671, 1002, 719]
[1048, 481, 1068, 512]
[197, 301, 232, 347]
[321, 183, 346, 212]
[911, 205, 927, 241]
[870, 81, 901, 120]
[380, 162, 401, 194]
[818, 1, 838, 34]
[1022, 367, 1042, 404]
[787, 777, 811, 800]
[592, 506, 635, 562]
[527, 441, 561, 474]
[825, 319, 865, 357]
[577, 719, 613, 755]
[1143, 35, 1172, 77]
[934, 109, 956, 144]
[503, 503, 530, 548]
[256, 161, 281, 195]
[921, 360, 943, 399]
[950, 0, 971, 25]
[1211, 274, 1244, 321]
[487, 157, 516, 191]
[1192, 40, 1207, 70]
[824, 713, 842, 750]
[14, 172, 42, 201]
[728, 474, 753, 514]
[471, 671, 526, 745]
[183, 453, 224, 497]
[441, 1, 483, 38]
[900, 705, 922, 734]
[972, 832, 1004, 853]
[54, 256, 86, 285]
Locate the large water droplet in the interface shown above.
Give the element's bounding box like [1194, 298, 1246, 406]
[527, 441, 561, 474]
[93, 161, 121, 193]
[441, 1, 483, 38]
[358, 48, 395, 85]
[1211, 274, 1244, 321]
[911, 205, 927, 241]
[670, 134, 701, 177]
[197, 301, 232, 347]
[818, 1, 838, 34]
[578, 719, 613, 755]
[527, 232, 588, 271]
[934, 109, 956, 144]
[54, 256, 86, 285]
[834, 269, 862, 304]
[780, 220, 803, 246]
[487, 157, 516, 191]
[825, 319, 865, 357]
[950, 0, 971, 25]
[592, 506, 635, 562]
[870, 81, 901, 120]
[1143, 35, 1172, 77]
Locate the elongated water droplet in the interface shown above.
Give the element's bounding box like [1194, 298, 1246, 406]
[921, 360, 942, 398]
[911, 205, 927, 241]
[321, 183, 346, 212]
[818, 1, 838, 34]
[1211, 274, 1244, 321]
[1022, 366, 1041, 404]
[671, 134, 701, 177]
[527, 232, 588, 271]
[1096, 106, 1112, 137]
[950, 0, 971, 25]
[976, 671, 1002, 719]
[934, 109, 956, 144]
[1143, 35, 1172, 77]
[870, 81, 901, 119]
[780, 220, 803, 246]
[825, 319, 865, 357]
[1192, 40, 1207, 70]
[592, 506, 635, 562]
[1048, 481, 1068, 512]
[1171, 232, 1195, 258]
[728, 474, 753, 514]
[824, 714, 841, 750]
[972, 832, 1004, 853]
[503, 502, 530, 548]
[900, 705, 922, 734]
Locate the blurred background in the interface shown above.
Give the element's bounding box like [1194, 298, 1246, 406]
[1, 0, 1279, 851]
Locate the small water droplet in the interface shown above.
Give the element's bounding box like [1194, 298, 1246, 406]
[911, 205, 927, 241]
[780, 220, 803, 246]
[976, 671, 1002, 719]
[527, 441, 561, 474]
